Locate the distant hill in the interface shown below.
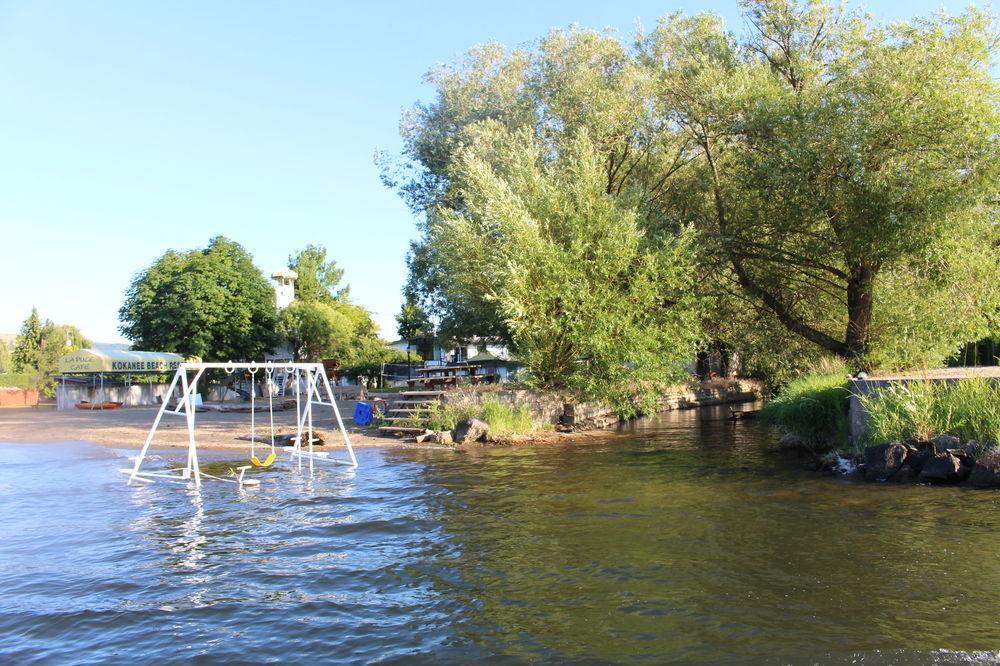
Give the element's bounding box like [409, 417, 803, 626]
[0, 334, 14, 348]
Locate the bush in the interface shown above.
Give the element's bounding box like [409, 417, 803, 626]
[0, 373, 38, 389]
[759, 368, 851, 449]
[861, 378, 1000, 448]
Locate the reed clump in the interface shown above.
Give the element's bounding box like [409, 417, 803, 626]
[861, 378, 1000, 450]
[759, 365, 851, 449]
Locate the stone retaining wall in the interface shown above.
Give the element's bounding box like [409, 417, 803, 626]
[435, 378, 763, 430]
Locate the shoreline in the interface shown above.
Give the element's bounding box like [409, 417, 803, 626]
[0, 403, 623, 452]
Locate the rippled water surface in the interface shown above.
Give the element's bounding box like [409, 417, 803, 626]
[2, 406, 999, 663]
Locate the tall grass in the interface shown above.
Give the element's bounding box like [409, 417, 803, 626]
[419, 396, 537, 436]
[862, 378, 1000, 449]
[759, 368, 851, 448]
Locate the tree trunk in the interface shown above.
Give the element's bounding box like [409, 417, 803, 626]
[845, 264, 875, 367]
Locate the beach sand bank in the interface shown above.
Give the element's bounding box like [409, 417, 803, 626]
[0, 403, 618, 450]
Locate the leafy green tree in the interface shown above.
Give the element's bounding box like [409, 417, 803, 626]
[119, 237, 278, 361]
[12, 307, 43, 372]
[35, 322, 89, 396]
[277, 300, 353, 362]
[643, 1, 999, 369]
[395, 297, 435, 361]
[431, 126, 702, 416]
[280, 246, 402, 379]
[0, 339, 11, 374]
[288, 245, 348, 304]
[387, 0, 1000, 382]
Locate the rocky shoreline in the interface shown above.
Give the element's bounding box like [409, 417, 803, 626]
[802, 434, 1000, 489]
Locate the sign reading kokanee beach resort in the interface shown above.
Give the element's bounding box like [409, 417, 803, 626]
[57, 349, 193, 374]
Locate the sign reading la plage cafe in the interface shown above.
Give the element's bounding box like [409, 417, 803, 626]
[58, 350, 186, 374]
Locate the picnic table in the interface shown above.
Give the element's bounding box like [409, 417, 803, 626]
[405, 364, 498, 390]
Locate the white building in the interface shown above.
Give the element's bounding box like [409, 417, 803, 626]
[271, 269, 298, 310]
[266, 269, 298, 362]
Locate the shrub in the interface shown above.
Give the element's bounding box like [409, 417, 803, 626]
[861, 378, 1000, 447]
[0, 373, 39, 389]
[759, 367, 851, 449]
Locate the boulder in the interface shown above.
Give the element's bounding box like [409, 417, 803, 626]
[426, 430, 454, 445]
[905, 448, 933, 475]
[453, 418, 489, 444]
[918, 453, 971, 484]
[966, 450, 1000, 488]
[889, 465, 916, 483]
[863, 442, 908, 481]
[932, 434, 961, 454]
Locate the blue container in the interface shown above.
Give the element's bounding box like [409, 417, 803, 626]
[353, 401, 373, 426]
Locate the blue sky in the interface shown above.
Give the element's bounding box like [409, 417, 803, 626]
[0, 0, 984, 343]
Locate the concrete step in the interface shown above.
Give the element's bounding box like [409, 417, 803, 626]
[379, 426, 427, 434]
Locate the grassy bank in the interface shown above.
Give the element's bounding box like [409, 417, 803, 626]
[401, 395, 543, 437]
[861, 378, 1000, 450]
[759, 369, 851, 450]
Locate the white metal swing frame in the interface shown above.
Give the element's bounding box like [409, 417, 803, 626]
[125, 362, 358, 489]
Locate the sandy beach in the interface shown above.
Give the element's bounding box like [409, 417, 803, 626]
[0, 403, 618, 450]
[0, 402, 411, 450]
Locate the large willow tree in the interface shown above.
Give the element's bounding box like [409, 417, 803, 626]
[429, 125, 701, 415]
[384, 0, 1000, 378]
[644, 2, 999, 369]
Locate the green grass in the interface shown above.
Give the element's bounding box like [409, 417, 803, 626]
[759, 369, 851, 449]
[861, 378, 1000, 451]
[414, 396, 538, 437]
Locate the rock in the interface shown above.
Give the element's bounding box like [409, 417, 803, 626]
[918, 453, 971, 483]
[932, 434, 961, 454]
[889, 465, 916, 483]
[453, 418, 489, 444]
[863, 442, 909, 481]
[966, 462, 1000, 489]
[905, 448, 933, 475]
[425, 430, 454, 445]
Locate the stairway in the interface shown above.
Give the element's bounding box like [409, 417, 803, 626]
[378, 390, 444, 435]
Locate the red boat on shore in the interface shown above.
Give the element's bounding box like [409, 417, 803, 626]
[75, 401, 124, 410]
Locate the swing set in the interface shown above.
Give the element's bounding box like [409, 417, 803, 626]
[124, 362, 357, 489]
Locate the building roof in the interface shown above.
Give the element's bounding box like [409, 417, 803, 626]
[58, 349, 196, 374]
[271, 269, 298, 280]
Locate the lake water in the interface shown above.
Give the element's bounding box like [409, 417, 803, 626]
[1, 406, 998, 663]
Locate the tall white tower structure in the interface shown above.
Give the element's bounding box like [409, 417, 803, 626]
[271, 269, 298, 310]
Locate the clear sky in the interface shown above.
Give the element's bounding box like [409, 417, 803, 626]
[0, 0, 983, 344]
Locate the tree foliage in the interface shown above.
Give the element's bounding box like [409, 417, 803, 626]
[10, 307, 90, 395]
[0, 339, 11, 374]
[431, 126, 702, 415]
[288, 244, 348, 304]
[384, 0, 1000, 382]
[12, 307, 43, 373]
[119, 237, 279, 361]
[279, 245, 403, 378]
[644, 2, 1000, 369]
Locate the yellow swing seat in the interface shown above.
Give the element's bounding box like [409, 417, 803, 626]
[250, 452, 277, 468]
